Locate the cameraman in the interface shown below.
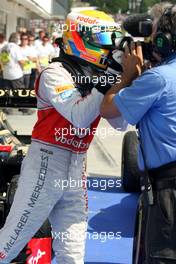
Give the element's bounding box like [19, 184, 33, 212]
[100, 5, 176, 264]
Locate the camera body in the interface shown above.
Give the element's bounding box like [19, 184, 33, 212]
[116, 11, 176, 61]
[117, 36, 154, 61]
[119, 15, 154, 61]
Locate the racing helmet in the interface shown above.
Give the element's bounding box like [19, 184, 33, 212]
[62, 10, 123, 70]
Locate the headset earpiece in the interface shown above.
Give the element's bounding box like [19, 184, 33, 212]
[153, 32, 173, 57]
[153, 5, 176, 57]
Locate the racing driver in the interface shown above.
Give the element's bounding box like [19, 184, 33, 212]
[0, 10, 126, 264]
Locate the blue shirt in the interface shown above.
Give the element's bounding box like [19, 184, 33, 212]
[114, 55, 176, 170]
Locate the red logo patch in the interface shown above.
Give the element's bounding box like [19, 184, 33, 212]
[0, 251, 6, 259]
[26, 238, 52, 264]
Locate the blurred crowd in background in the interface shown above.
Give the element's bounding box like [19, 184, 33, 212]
[0, 31, 60, 90]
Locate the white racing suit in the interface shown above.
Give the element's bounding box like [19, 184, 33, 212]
[0, 62, 127, 264]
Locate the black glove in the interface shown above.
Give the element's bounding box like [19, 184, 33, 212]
[93, 50, 124, 95]
[94, 73, 116, 95]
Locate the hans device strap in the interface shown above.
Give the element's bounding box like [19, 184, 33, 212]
[52, 54, 94, 97]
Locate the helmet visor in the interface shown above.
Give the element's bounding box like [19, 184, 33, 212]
[84, 29, 122, 48]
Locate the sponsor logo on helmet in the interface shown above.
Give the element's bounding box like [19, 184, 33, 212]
[100, 55, 108, 65]
[77, 15, 99, 25]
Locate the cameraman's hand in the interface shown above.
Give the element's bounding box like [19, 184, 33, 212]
[121, 41, 144, 85]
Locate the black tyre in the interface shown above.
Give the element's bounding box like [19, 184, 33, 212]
[34, 219, 52, 238]
[6, 174, 19, 211]
[6, 175, 52, 237]
[121, 131, 143, 193]
[0, 200, 5, 228]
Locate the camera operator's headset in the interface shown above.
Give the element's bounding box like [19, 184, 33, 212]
[153, 5, 176, 58]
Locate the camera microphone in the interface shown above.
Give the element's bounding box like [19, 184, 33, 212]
[122, 14, 153, 37]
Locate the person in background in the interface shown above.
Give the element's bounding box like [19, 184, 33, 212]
[34, 30, 45, 48]
[0, 33, 7, 88]
[0, 32, 24, 89]
[20, 33, 33, 89]
[28, 34, 39, 89]
[52, 32, 61, 58]
[0, 33, 7, 50]
[37, 35, 55, 71]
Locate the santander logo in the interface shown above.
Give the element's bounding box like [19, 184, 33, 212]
[77, 15, 99, 24]
[28, 249, 46, 264]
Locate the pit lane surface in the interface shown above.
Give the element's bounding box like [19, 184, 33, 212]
[6, 110, 138, 264]
[51, 181, 138, 264]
